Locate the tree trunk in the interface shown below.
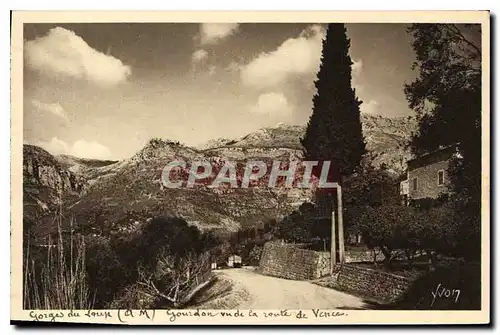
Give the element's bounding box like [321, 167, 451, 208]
[372, 248, 378, 267]
[427, 249, 437, 271]
[380, 246, 392, 270]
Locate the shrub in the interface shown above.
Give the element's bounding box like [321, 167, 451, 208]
[85, 236, 127, 308]
[25, 215, 221, 309]
[23, 221, 94, 310]
[135, 249, 212, 308]
[247, 245, 263, 265]
[355, 203, 465, 269]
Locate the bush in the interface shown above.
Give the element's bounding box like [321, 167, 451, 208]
[85, 236, 127, 308]
[247, 245, 263, 265]
[381, 262, 481, 310]
[25, 215, 222, 309]
[24, 221, 93, 310]
[355, 203, 463, 269]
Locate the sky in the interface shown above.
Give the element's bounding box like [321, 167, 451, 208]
[23, 23, 418, 160]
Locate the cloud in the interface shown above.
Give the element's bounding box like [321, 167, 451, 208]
[31, 99, 68, 121]
[37, 137, 112, 159]
[240, 25, 326, 89]
[352, 59, 363, 77]
[250, 92, 293, 117]
[71, 140, 113, 159]
[192, 49, 208, 63]
[199, 23, 239, 45]
[360, 99, 380, 115]
[37, 137, 69, 156]
[25, 27, 131, 87]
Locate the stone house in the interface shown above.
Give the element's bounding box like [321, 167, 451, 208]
[400, 144, 460, 205]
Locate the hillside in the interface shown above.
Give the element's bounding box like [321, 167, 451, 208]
[55, 154, 118, 174]
[200, 114, 416, 174]
[23, 113, 416, 240]
[23, 145, 87, 228]
[67, 139, 311, 235]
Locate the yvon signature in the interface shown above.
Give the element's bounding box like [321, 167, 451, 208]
[430, 283, 460, 307]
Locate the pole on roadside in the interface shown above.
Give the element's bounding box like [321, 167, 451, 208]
[337, 185, 345, 264]
[330, 208, 337, 273]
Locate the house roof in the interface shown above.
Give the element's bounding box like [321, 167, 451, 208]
[407, 143, 459, 170]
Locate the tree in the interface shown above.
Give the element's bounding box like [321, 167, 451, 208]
[405, 24, 482, 260]
[300, 24, 366, 261]
[301, 23, 366, 178]
[272, 202, 317, 243]
[405, 24, 481, 200]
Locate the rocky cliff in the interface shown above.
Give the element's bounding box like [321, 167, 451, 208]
[23, 145, 87, 225]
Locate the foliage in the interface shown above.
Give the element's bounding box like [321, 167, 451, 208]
[344, 162, 399, 208]
[405, 24, 481, 122]
[24, 221, 94, 310]
[135, 250, 212, 308]
[405, 23, 481, 257]
[380, 263, 481, 310]
[247, 245, 264, 266]
[271, 202, 318, 243]
[25, 215, 222, 309]
[355, 203, 461, 269]
[301, 23, 366, 177]
[85, 236, 126, 308]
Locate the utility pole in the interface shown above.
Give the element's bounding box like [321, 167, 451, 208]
[337, 185, 345, 263]
[328, 183, 345, 273]
[330, 208, 336, 272]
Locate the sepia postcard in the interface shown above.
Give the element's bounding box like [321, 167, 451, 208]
[10, 10, 490, 325]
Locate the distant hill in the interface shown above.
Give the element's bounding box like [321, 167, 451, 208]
[55, 154, 118, 173]
[199, 114, 416, 174]
[23, 113, 416, 240]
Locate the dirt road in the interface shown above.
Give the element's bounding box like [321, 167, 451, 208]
[195, 267, 368, 309]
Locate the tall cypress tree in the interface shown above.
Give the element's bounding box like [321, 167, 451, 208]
[301, 23, 366, 178]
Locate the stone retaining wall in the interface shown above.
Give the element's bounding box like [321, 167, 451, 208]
[259, 242, 330, 280]
[316, 264, 414, 303]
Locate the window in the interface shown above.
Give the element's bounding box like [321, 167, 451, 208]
[438, 170, 445, 186]
[412, 177, 418, 191]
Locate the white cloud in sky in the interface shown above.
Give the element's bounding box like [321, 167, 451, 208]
[37, 137, 112, 160]
[360, 99, 380, 115]
[31, 99, 68, 121]
[25, 27, 131, 87]
[352, 59, 363, 77]
[192, 49, 208, 63]
[199, 23, 240, 45]
[240, 25, 326, 89]
[250, 92, 293, 117]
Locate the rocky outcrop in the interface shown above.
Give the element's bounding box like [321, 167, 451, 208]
[23, 145, 87, 224]
[200, 114, 417, 175]
[24, 145, 86, 196]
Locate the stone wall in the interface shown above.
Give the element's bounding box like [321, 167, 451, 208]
[344, 249, 386, 263]
[259, 242, 331, 280]
[316, 264, 414, 303]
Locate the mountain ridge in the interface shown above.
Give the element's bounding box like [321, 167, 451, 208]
[24, 113, 416, 239]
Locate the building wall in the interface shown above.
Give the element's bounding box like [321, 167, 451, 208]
[408, 159, 449, 199]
